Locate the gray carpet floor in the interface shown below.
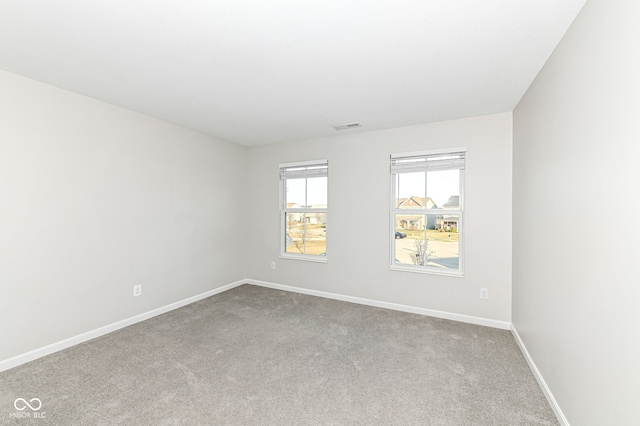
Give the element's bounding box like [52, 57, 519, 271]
[1, 284, 558, 425]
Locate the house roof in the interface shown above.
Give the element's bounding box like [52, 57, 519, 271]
[437, 217, 459, 222]
[395, 215, 426, 221]
[442, 196, 460, 208]
[397, 197, 437, 209]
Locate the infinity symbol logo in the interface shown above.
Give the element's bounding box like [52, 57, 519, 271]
[14, 398, 42, 411]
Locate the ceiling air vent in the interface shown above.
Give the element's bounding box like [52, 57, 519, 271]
[333, 122, 362, 131]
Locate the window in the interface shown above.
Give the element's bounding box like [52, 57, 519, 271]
[390, 148, 465, 275]
[280, 160, 328, 260]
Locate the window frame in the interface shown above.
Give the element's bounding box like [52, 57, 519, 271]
[389, 148, 466, 277]
[279, 159, 328, 262]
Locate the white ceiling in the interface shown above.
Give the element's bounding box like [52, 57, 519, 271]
[0, 0, 587, 146]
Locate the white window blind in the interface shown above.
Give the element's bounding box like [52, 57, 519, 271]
[280, 161, 328, 180]
[391, 151, 465, 173]
[389, 148, 465, 276]
[279, 159, 328, 260]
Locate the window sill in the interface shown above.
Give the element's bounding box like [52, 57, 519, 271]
[279, 254, 328, 263]
[389, 264, 464, 278]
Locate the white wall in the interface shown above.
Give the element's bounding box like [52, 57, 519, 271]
[0, 70, 247, 362]
[247, 113, 512, 323]
[513, 0, 640, 424]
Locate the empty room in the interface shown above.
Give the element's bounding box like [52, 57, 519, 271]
[1, 0, 638, 425]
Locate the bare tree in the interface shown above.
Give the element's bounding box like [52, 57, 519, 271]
[284, 212, 305, 253]
[286, 212, 298, 230]
[410, 239, 433, 266]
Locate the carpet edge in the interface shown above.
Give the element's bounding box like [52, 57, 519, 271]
[0, 280, 246, 373]
[511, 324, 569, 426]
[246, 279, 511, 329]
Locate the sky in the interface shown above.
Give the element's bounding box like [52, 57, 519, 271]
[396, 170, 460, 207]
[286, 177, 327, 207]
[285, 170, 460, 208]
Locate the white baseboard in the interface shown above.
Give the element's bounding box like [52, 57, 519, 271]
[511, 324, 569, 426]
[0, 280, 246, 373]
[246, 279, 511, 330]
[1, 278, 511, 374]
[3, 278, 564, 425]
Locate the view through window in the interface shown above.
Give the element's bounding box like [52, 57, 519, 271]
[280, 161, 328, 259]
[390, 150, 465, 274]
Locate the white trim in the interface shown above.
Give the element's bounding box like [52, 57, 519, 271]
[389, 264, 464, 277]
[0, 280, 246, 373]
[390, 149, 465, 275]
[280, 159, 329, 259]
[390, 146, 467, 159]
[279, 159, 328, 168]
[246, 279, 510, 330]
[279, 253, 328, 263]
[1, 277, 516, 377]
[283, 208, 328, 213]
[511, 324, 569, 426]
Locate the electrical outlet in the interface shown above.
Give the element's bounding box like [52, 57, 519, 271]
[271, 261, 276, 270]
[480, 288, 489, 300]
[133, 285, 142, 297]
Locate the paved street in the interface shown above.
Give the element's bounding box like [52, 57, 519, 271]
[395, 238, 459, 269]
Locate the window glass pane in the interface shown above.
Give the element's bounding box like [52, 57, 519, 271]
[394, 213, 427, 265]
[431, 214, 459, 269]
[426, 169, 459, 209]
[281, 161, 328, 260]
[285, 178, 306, 208]
[394, 213, 459, 270]
[306, 177, 327, 207]
[284, 213, 326, 256]
[396, 172, 426, 209]
[285, 212, 304, 254]
[304, 213, 327, 255]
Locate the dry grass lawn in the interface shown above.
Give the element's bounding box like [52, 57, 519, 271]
[286, 223, 326, 255]
[398, 228, 459, 242]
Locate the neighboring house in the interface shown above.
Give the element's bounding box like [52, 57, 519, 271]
[285, 203, 301, 223]
[397, 196, 437, 210]
[395, 196, 438, 230]
[442, 195, 459, 209]
[436, 217, 459, 232]
[286, 203, 326, 225]
[306, 206, 326, 225]
[397, 215, 425, 230]
[394, 195, 460, 231]
[436, 195, 460, 231]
